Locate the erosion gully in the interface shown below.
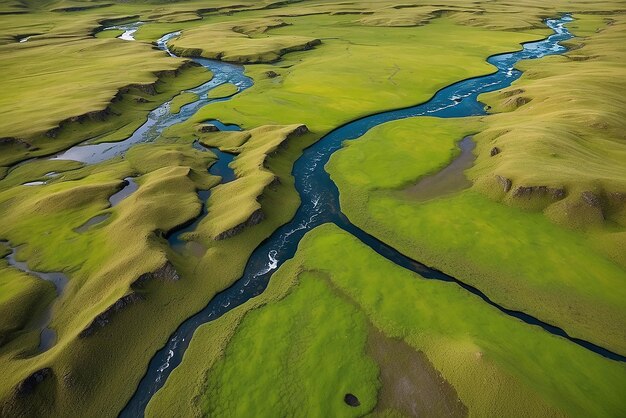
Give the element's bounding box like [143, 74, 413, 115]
[118, 14, 626, 418]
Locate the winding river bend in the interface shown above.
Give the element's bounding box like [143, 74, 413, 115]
[120, 14, 626, 417]
[52, 31, 252, 165]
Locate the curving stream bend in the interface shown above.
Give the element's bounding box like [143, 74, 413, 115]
[168, 142, 237, 253]
[52, 31, 252, 165]
[4, 246, 69, 352]
[120, 14, 626, 418]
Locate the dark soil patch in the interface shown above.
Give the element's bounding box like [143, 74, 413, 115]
[405, 136, 475, 201]
[367, 327, 467, 417]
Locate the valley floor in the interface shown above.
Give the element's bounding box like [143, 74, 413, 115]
[0, 0, 625, 417]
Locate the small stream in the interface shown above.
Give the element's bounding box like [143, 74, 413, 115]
[4, 247, 69, 352]
[100, 21, 144, 41]
[168, 143, 237, 253]
[121, 14, 626, 418]
[2, 26, 249, 352]
[74, 177, 139, 233]
[75, 214, 110, 233]
[51, 31, 252, 165]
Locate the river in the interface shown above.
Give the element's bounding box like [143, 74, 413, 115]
[118, 13, 626, 418]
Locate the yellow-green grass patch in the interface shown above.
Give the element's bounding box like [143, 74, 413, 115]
[95, 28, 124, 39]
[167, 17, 321, 64]
[0, 261, 55, 347]
[190, 14, 547, 133]
[0, 36, 187, 140]
[207, 82, 238, 99]
[0, 56, 211, 166]
[186, 124, 312, 242]
[169, 91, 198, 114]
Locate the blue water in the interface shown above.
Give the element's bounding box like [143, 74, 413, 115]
[109, 177, 139, 207]
[200, 119, 242, 131]
[206, 148, 237, 183]
[51, 31, 252, 165]
[168, 144, 237, 251]
[120, 14, 626, 418]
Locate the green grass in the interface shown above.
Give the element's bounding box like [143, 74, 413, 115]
[167, 17, 321, 64]
[95, 28, 124, 39]
[329, 117, 480, 190]
[0, 37, 187, 140]
[169, 91, 198, 114]
[206, 82, 238, 99]
[190, 15, 546, 133]
[2, 1, 626, 416]
[0, 59, 212, 166]
[149, 224, 626, 417]
[0, 0, 222, 167]
[328, 115, 626, 354]
[566, 14, 608, 36]
[0, 259, 55, 347]
[0, 144, 206, 412]
[192, 124, 312, 240]
[327, 14, 626, 354]
[474, 14, 626, 236]
[199, 273, 378, 417]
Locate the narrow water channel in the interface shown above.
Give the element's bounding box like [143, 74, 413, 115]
[51, 31, 252, 165]
[5, 247, 69, 352]
[168, 143, 237, 253]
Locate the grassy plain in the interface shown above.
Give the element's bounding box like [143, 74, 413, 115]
[149, 224, 626, 417]
[190, 14, 547, 132]
[327, 14, 626, 353]
[1, 0, 625, 416]
[0, 22, 207, 139]
[0, 48, 211, 166]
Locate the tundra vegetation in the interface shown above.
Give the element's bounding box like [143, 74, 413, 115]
[0, 0, 624, 417]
